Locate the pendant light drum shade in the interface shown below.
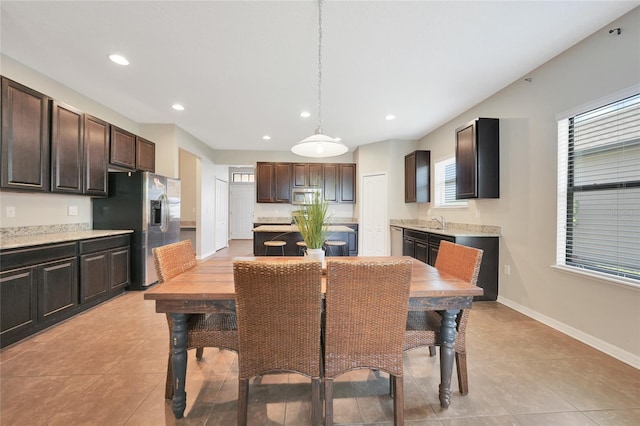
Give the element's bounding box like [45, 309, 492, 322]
[291, 132, 348, 157]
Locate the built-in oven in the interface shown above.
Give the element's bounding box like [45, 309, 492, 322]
[292, 188, 322, 205]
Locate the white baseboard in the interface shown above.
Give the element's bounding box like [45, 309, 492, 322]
[497, 296, 640, 370]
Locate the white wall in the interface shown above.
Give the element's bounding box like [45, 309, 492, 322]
[415, 8, 640, 366]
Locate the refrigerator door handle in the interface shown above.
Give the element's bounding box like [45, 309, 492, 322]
[160, 194, 170, 233]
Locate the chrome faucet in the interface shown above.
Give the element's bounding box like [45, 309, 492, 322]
[432, 216, 445, 230]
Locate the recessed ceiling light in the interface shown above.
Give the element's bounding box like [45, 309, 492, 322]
[385, 114, 396, 121]
[109, 54, 129, 66]
[300, 111, 311, 118]
[172, 104, 185, 111]
[262, 135, 271, 140]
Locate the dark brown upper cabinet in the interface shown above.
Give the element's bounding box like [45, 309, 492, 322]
[256, 162, 292, 203]
[51, 101, 83, 194]
[83, 114, 109, 196]
[293, 163, 322, 188]
[455, 118, 499, 199]
[1, 77, 51, 192]
[135, 136, 155, 172]
[405, 150, 430, 203]
[109, 126, 136, 170]
[338, 163, 356, 203]
[321, 163, 356, 204]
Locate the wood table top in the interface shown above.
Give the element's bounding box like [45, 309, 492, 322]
[144, 256, 484, 302]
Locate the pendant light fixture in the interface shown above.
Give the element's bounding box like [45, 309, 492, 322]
[291, 0, 348, 158]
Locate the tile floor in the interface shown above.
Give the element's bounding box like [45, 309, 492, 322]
[1, 240, 639, 425]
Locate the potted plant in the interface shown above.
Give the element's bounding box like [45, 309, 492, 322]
[292, 191, 331, 262]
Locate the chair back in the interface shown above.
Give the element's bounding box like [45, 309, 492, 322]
[323, 258, 413, 378]
[233, 260, 323, 379]
[435, 241, 483, 285]
[152, 240, 197, 283]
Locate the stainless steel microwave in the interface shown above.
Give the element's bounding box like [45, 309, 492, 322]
[292, 188, 321, 205]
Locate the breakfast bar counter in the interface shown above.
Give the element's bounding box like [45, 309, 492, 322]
[252, 224, 357, 256]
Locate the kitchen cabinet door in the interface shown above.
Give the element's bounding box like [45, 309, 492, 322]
[109, 126, 136, 169]
[51, 101, 83, 194]
[293, 163, 323, 188]
[339, 163, 356, 203]
[135, 136, 155, 172]
[405, 150, 430, 203]
[80, 251, 109, 303]
[323, 164, 339, 202]
[455, 118, 499, 199]
[0, 266, 37, 345]
[109, 247, 130, 291]
[38, 258, 78, 322]
[83, 114, 109, 196]
[1, 77, 51, 191]
[256, 162, 292, 203]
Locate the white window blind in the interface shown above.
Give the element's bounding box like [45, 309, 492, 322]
[557, 93, 640, 283]
[434, 157, 467, 208]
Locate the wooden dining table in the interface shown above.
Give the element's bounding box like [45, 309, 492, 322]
[144, 256, 483, 419]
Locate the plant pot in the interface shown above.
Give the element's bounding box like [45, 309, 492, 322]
[305, 248, 325, 264]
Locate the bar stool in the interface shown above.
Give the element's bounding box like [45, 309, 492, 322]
[296, 241, 307, 256]
[264, 240, 286, 256]
[324, 240, 347, 256]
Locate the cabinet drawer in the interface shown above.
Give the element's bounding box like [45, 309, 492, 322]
[404, 229, 429, 242]
[79, 235, 130, 254]
[0, 243, 77, 270]
[429, 233, 455, 248]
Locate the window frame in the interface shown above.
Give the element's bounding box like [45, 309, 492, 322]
[555, 86, 640, 288]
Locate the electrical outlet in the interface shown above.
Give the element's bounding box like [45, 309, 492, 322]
[504, 265, 511, 276]
[68, 206, 78, 216]
[6, 206, 16, 218]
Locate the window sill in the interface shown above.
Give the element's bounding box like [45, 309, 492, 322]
[551, 264, 640, 290]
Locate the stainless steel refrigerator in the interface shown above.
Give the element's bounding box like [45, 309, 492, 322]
[92, 171, 181, 290]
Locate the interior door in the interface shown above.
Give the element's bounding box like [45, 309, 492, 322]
[360, 173, 388, 256]
[214, 179, 229, 251]
[229, 185, 254, 239]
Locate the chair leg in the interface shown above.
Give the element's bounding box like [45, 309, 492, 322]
[429, 345, 436, 357]
[389, 374, 395, 398]
[392, 375, 404, 426]
[195, 347, 204, 359]
[165, 355, 174, 400]
[237, 378, 249, 426]
[456, 351, 469, 395]
[311, 378, 321, 426]
[324, 378, 334, 426]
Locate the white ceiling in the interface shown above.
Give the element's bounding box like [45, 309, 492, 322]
[1, 1, 638, 154]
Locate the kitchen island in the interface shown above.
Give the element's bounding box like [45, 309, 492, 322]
[252, 224, 357, 256]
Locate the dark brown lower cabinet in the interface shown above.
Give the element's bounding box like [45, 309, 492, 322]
[79, 235, 130, 307]
[403, 228, 498, 301]
[0, 234, 130, 348]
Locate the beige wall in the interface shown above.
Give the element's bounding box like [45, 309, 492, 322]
[179, 150, 198, 223]
[415, 8, 640, 366]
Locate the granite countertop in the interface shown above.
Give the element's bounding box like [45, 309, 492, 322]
[253, 225, 355, 233]
[390, 220, 501, 238]
[1, 230, 134, 250]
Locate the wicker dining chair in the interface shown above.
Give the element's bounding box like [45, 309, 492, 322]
[233, 259, 323, 426]
[152, 240, 238, 400]
[324, 258, 413, 426]
[404, 240, 483, 396]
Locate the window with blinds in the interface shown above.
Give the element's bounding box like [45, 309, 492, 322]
[557, 93, 640, 283]
[434, 157, 467, 208]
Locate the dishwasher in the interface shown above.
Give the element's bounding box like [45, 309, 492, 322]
[390, 226, 404, 256]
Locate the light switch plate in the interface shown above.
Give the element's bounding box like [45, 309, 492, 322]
[6, 206, 16, 218]
[68, 206, 78, 216]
